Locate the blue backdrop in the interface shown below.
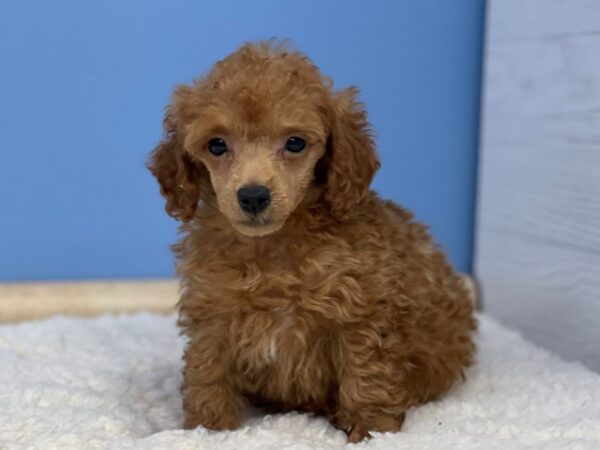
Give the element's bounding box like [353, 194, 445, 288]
[0, 1, 485, 281]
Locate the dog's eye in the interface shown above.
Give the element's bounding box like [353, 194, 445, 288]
[208, 138, 228, 156]
[284, 137, 306, 153]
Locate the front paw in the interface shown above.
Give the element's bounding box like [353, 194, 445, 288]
[331, 412, 406, 443]
[182, 385, 244, 431]
[347, 423, 372, 443]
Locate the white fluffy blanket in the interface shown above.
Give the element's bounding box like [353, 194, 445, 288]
[1, 313, 599, 449]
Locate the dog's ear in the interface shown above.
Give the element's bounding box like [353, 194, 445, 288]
[324, 87, 380, 220]
[147, 86, 201, 222]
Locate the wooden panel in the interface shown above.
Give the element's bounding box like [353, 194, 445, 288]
[476, 0, 600, 371]
[0, 280, 179, 323]
[488, 0, 600, 42]
[478, 232, 600, 371]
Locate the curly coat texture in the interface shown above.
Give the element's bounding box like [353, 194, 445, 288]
[148, 42, 476, 443]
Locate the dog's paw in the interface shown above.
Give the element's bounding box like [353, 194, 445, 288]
[339, 412, 406, 443]
[347, 423, 372, 443]
[182, 385, 245, 431]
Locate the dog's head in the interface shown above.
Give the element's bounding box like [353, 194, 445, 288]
[148, 42, 379, 236]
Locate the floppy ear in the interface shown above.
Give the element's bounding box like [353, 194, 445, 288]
[147, 86, 201, 222]
[324, 87, 380, 220]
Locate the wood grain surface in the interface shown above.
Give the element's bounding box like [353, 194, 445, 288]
[476, 0, 600, 371]
[0, 279, 179, 323]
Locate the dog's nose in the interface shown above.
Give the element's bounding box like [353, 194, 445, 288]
[237, 185, 271, 214]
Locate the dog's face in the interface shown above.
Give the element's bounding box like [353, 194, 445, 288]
[149, 43, 380, 234]
[183, 79, 329, 236]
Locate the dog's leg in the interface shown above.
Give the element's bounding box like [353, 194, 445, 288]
[181, 326, 244, 431]
[332, 378, 407, 442]
[331, 328, 409, 443]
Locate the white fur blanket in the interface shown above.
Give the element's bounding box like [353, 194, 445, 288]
[1, 313, 599, 449]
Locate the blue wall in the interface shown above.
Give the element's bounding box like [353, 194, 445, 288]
[0, 1, 485, 281]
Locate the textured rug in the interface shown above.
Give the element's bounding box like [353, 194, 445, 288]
[1, 313, 599, 449]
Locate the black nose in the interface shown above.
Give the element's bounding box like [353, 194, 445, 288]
[237, 185, 271, 214]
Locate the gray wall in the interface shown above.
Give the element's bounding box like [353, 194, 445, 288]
[476, 0, 600, 371]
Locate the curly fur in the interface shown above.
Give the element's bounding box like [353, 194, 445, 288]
[148, 42, 476, 443]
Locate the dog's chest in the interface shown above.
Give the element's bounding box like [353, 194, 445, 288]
[229, 303, 333, 405]
[237, 306, 298, 364]
[193, 231, 350, 367]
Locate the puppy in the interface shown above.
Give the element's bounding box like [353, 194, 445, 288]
[148, 42, 476, 443]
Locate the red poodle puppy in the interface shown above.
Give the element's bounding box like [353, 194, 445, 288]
[148, 42, 476, 443]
